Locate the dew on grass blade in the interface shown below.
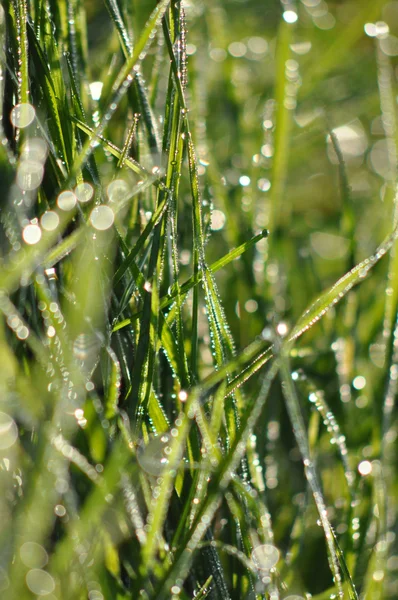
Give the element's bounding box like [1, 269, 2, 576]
[90, 206, 115, 231]
[75, 182, 94, 203]
[20, 542, 48, 569]
[137, 433, 173, 476]
[57, 190, 77, 211]
[22, 224, 42, 245]
[25, 569, 55, 596]
[251, 544, 280, 571]
[41, 212, 60, 232]
[10, 103, 35, 128]
[0, 412, 18, 450]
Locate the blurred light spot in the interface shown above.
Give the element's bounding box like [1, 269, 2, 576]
[327, 121, 368, 163]
[17, 326, 29, 340]
[302, 0, 321, 6]
[353, 376, 366, 390]
[373, 570, 385, 582]
[88, 592, 104, 600]
[209, 48, 227, 62]
[90, 205, 115, 231]
[23, 224, 42, 245]
[57, 190, 77, 211]
[283, 10, 298, 24]
[89, 81, 103, 101]
[245, 299, 258, 313]
[284, 596, 305, 600]
[178, 390, 188, 402]
[358, 460, 372, 476]
[75, 182, 94, 203]
[310, 231, 349, 260]
[47, 326, 56, 338]
[261, 144, 273, 157]
[21, 138, 47, 163]
[10, 103, 35, 128]
[26, 569, 55, 596]
[369, 139, 392, 179]
[257, 178, 271, 192]
[290, 40, 312, 54]
[313, 12, 336, 29]
[239, 175, 251, 187]
[387, 555, 398, 571]
[107, 179, 129, 202]
[17, 160, 44, 191]
[251, 544, 280, 571]
[211, 209, 226, 231]
[380, 35, 398, 56]
[375, 21, 390, 38]
[0, 412, 18, 450]
[41, 211, 60, 232]
[277, 322, 288, 336]
[228, 41, 247, 57]
[186, 43, 197, 55]
[137, 434, 172, 476]
[20, 543, 48, 569]
[247, 37, 268, 54]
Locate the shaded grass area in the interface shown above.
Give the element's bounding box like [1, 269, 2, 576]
[0, 0, 397, 599]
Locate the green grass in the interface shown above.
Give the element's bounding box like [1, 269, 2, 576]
[0, 1, 397, 599]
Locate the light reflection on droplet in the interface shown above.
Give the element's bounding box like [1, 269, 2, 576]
[239, 175, 251, 187]
[90, 205, 114, 231]
[75, 182, 94, 203]
[10, 103, 36, 128]
[54, 504, 66, 517]
[17, 160, 44, 191]
[257, 178, 271, 192]
[20, 542, 48, 569]
[283, 10, 298, 24]
[228, 41, 247, 58]
[353, 376, 366, 390]
[251, 544, 280, 571]
[26, 569, 55, 596]
[41, 211, 60, 232]
[290, 41, 312, 55]
[137, 434, 172, 476]
[22, 224, 42, 245]
[88, 591, 104, 600]
[247, 37, 268, 54]
[57, 190, 77, 211]
[0, 412, 18, 450]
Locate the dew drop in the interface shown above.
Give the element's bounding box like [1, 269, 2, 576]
[21, 138, 47, 163]
[22, 224, 42, 245]
[283, 10, 298, 24]
[10, 103, 35, 128]
[107, 179, 129, 202]
[137, 434, 172, 476]
[90, 205, 114, 231]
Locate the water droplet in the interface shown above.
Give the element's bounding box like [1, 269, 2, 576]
[25, 569, 55, 596]
[178, 390, 188, 402]
[0, 412, 18, 449]
[41, 211, 60, 232]
[137, 434, 172, 476]
[10, 103, 35, 128]
[251, 544, 280, 571]
[75, 182, 94, 203]
[57, 190, 77, 211]
[20, 543, 48, 569]
[257, 178, 271, 192]
[22, 224, 42, 245]
[88, 591, 104, 600]
[54, 504, 66, 517]
[239, 175, 251, 187]
[90, 205, 114, 231]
